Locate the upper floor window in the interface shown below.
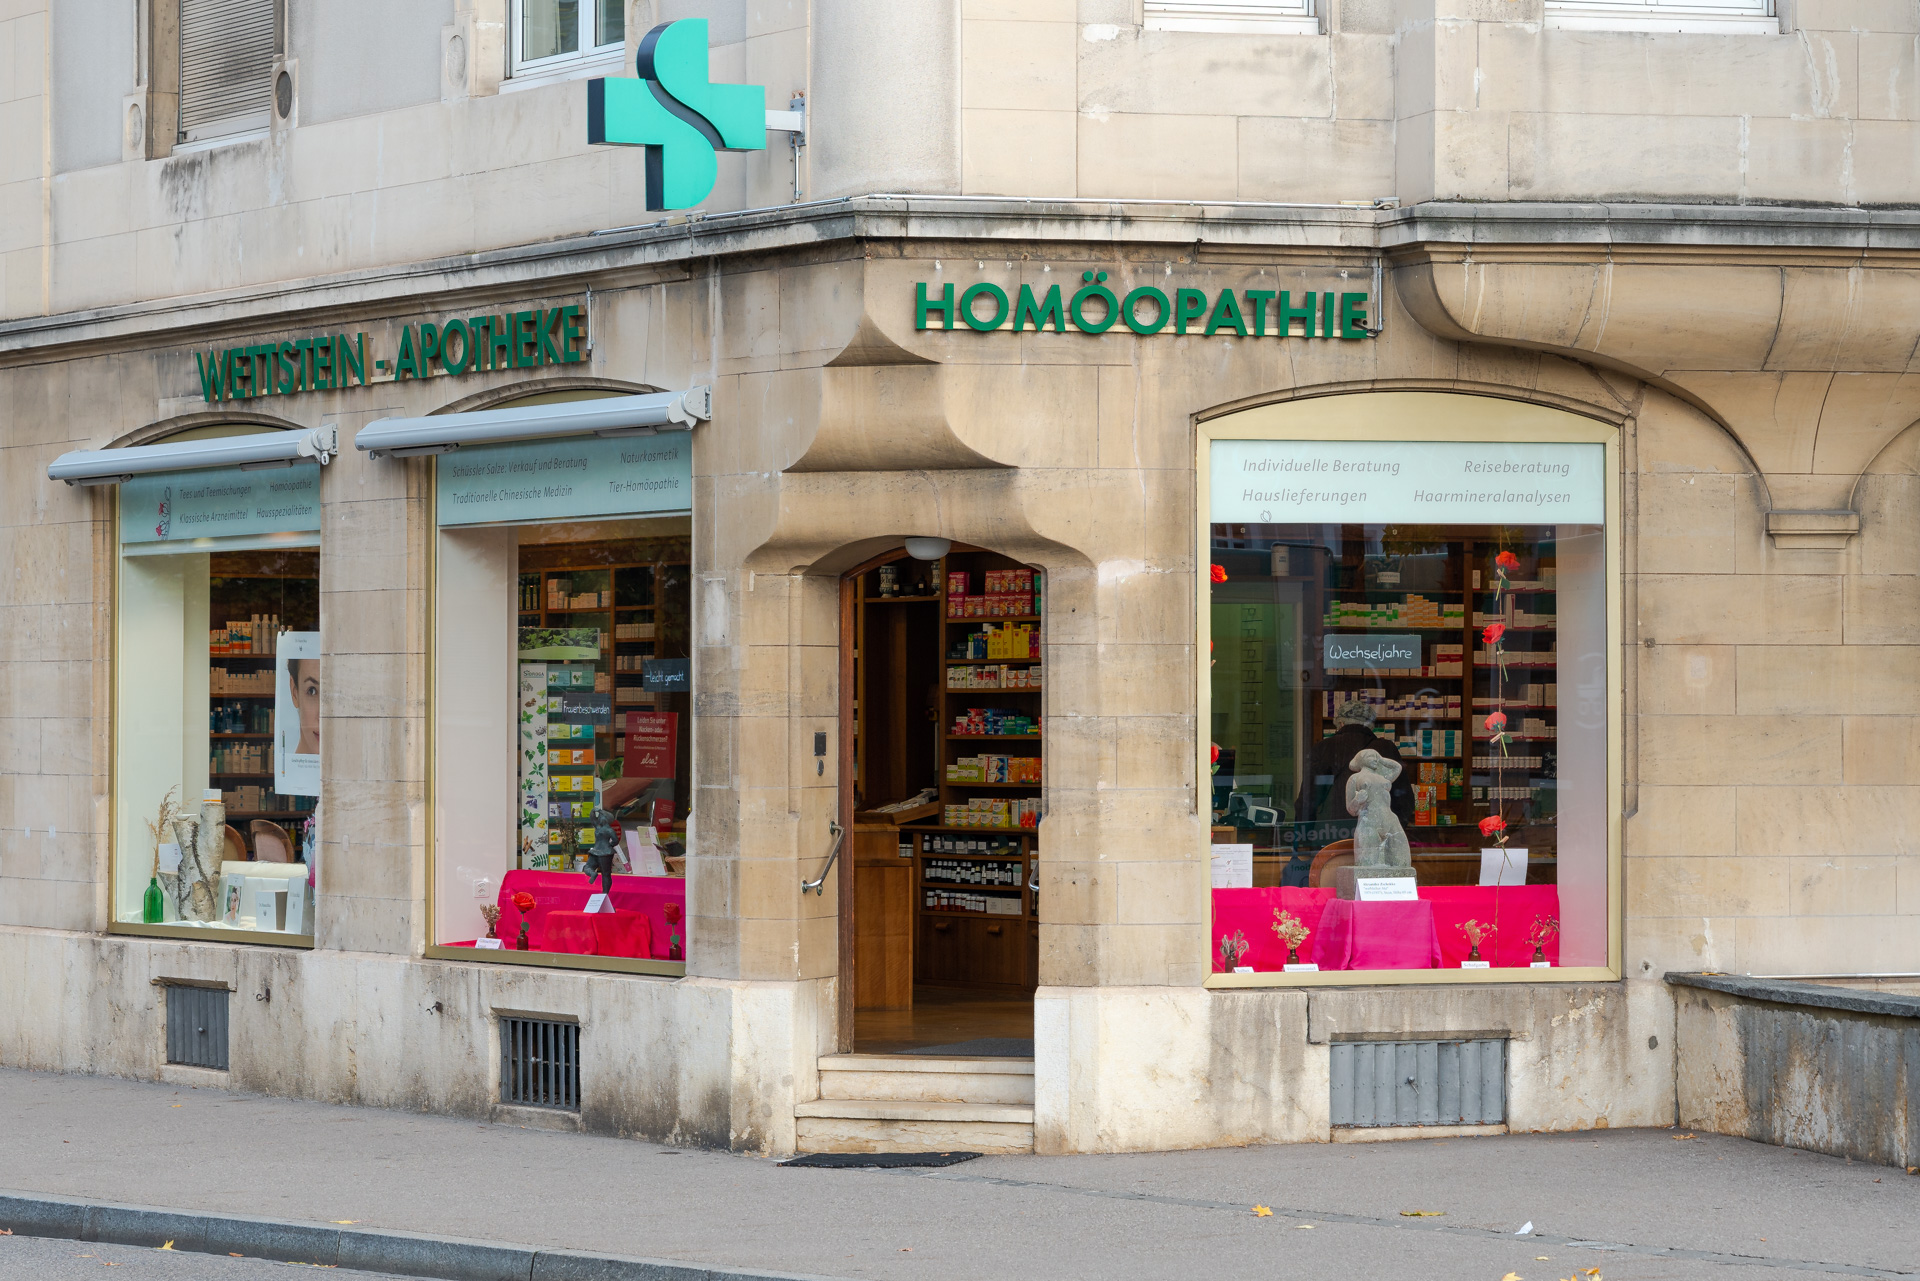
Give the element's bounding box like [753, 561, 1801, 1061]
[1145, 0, 1317, 34]
[1544, 0, 1777, 33]
[178, 0, 279, 144]
[511, 0, 626, 81]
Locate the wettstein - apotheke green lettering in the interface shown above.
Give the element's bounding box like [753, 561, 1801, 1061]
[915, 274, 1372, 338]
[193, 304, 588, 404]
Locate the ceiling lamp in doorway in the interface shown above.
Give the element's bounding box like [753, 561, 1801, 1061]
[903, 537, 951, 561]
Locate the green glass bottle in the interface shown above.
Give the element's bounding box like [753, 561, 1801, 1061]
[143, 877, 165, 923]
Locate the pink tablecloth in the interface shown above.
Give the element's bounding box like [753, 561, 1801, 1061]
[495, 870, 685, 960]
[1212, 884, 1563, 973]
[1312, 899, 1442, 970]
[1210, 887, 1335, 972]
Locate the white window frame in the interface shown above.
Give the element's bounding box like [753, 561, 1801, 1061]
[1544, 0, 1778, 34]
[507, 0, 627, 88]
[1144, 0, 1318, 36]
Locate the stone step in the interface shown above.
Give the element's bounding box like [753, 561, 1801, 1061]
[817, 1054, 1034, 1105]
[794, 1098, 1034, 1155]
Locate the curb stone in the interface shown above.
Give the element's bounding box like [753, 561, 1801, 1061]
[0, 1190, 845, 1281]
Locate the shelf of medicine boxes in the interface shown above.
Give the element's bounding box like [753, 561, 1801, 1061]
[211, 733, 271, 740]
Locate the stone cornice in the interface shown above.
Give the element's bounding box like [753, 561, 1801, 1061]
[5, 196, 1920, 362]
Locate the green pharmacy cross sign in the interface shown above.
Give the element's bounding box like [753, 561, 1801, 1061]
[588, 19, 767, 211]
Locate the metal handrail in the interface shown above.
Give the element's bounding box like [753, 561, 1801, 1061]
[802, 821, 845, 895]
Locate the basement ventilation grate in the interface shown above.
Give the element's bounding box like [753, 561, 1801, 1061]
[500, 1016, 581, 1111]
[1330, 1038, 1507, 1127]
[164, 984, 230, 1070]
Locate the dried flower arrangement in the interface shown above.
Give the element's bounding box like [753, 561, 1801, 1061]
[1272, 909, 1310, 964]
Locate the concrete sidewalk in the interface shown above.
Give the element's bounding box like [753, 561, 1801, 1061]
[2, 1068, 1916, 1281]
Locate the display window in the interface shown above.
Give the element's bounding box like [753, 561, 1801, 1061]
[1201, 397, 1619, 983]
[430, 418, 692, 972]
[113, 454, 322, 943]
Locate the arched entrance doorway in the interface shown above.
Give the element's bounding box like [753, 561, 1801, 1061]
[837, 542, 1043, 1055]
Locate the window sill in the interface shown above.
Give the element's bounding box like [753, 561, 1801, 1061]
[502, 49, 628, 94]
[1544, 10, 1779, 33]
[173, 125, 270, 154]
[1145, 15, 1320, 33]
[109, 920, 314, 949]
[1204, 965, 1620, 988]
[425, 942, 685, 976]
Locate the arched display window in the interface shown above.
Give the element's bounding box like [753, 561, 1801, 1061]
[1200, 392, 1621, 984]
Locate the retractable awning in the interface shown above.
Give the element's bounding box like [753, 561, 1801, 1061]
[47, 426, 339, 486]
[354, 387, 712, 459]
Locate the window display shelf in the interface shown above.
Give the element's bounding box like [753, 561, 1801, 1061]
[947, 733, 1040, 740]
[211, 732, 272, 740]
[211, 772, 273, 779]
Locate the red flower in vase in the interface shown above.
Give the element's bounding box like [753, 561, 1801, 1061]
[1495, 551, 1520, 572]
[1484, 711, 1506, 733]
[1209, 564, 1228, 583]
[1478, 814, 1507, 839]
[1210, 743, 1221, 765]
[663, 903, 683, 926]
[511, 891, 536, 913]
[1482, 622, 1506, 645]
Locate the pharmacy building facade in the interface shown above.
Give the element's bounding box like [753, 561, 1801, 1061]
[2, 0, 1919, 1154]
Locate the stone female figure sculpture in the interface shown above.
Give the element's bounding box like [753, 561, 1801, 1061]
[1344, 748, 1414, 890]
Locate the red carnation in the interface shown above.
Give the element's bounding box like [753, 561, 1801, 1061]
[1210, 743, 1221, 764]
[1495, 551, 1520, 572]
[511, 891, 535, 913]
[1210, 564, 1228, 583]
[1478, 815, 1507, 838]
[1482, 622, 1506, 645]
[1485, 711, 1506, 732]
[663, 903, 683, 925]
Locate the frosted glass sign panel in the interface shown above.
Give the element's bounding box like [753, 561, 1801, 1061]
[120, 465, 321, 549]
[437, 434, 691, 527]
[1209, 440, 1605, 526]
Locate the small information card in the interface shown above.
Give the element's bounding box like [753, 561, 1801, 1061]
[1355, 877, 1418, 902]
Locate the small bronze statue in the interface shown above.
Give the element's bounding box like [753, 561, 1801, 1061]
[585, 804, 622, 898]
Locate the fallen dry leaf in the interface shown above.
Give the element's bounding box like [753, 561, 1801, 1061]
[0, 1229, 12, 1236]
[1671, 1133, 1695, 1140]
[1252, 1206, 1272, 1217]
[1295, 1224, 1314, 1230]
[1502, 1273, 1522, 1281]
[1399, 1209, 1445, 1217]
[158, 1242, 173, 1250]
[330, 1220, 357, 1225]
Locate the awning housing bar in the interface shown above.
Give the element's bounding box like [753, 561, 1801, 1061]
[355, 388, 711, 459]
[47, 426, 339, 486]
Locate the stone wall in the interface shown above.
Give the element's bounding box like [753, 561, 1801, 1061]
[10, 1, 1918, 319]
[1672, 972, 1920, 1169]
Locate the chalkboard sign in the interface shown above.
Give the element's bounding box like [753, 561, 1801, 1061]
[551, 691, 613, 724]
[642, 659, 690, 692]
[1322, 633, 1420, 670]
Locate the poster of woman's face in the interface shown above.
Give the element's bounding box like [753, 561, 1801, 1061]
[275, 632, 322, 798]
[222, 877, 243, 926]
